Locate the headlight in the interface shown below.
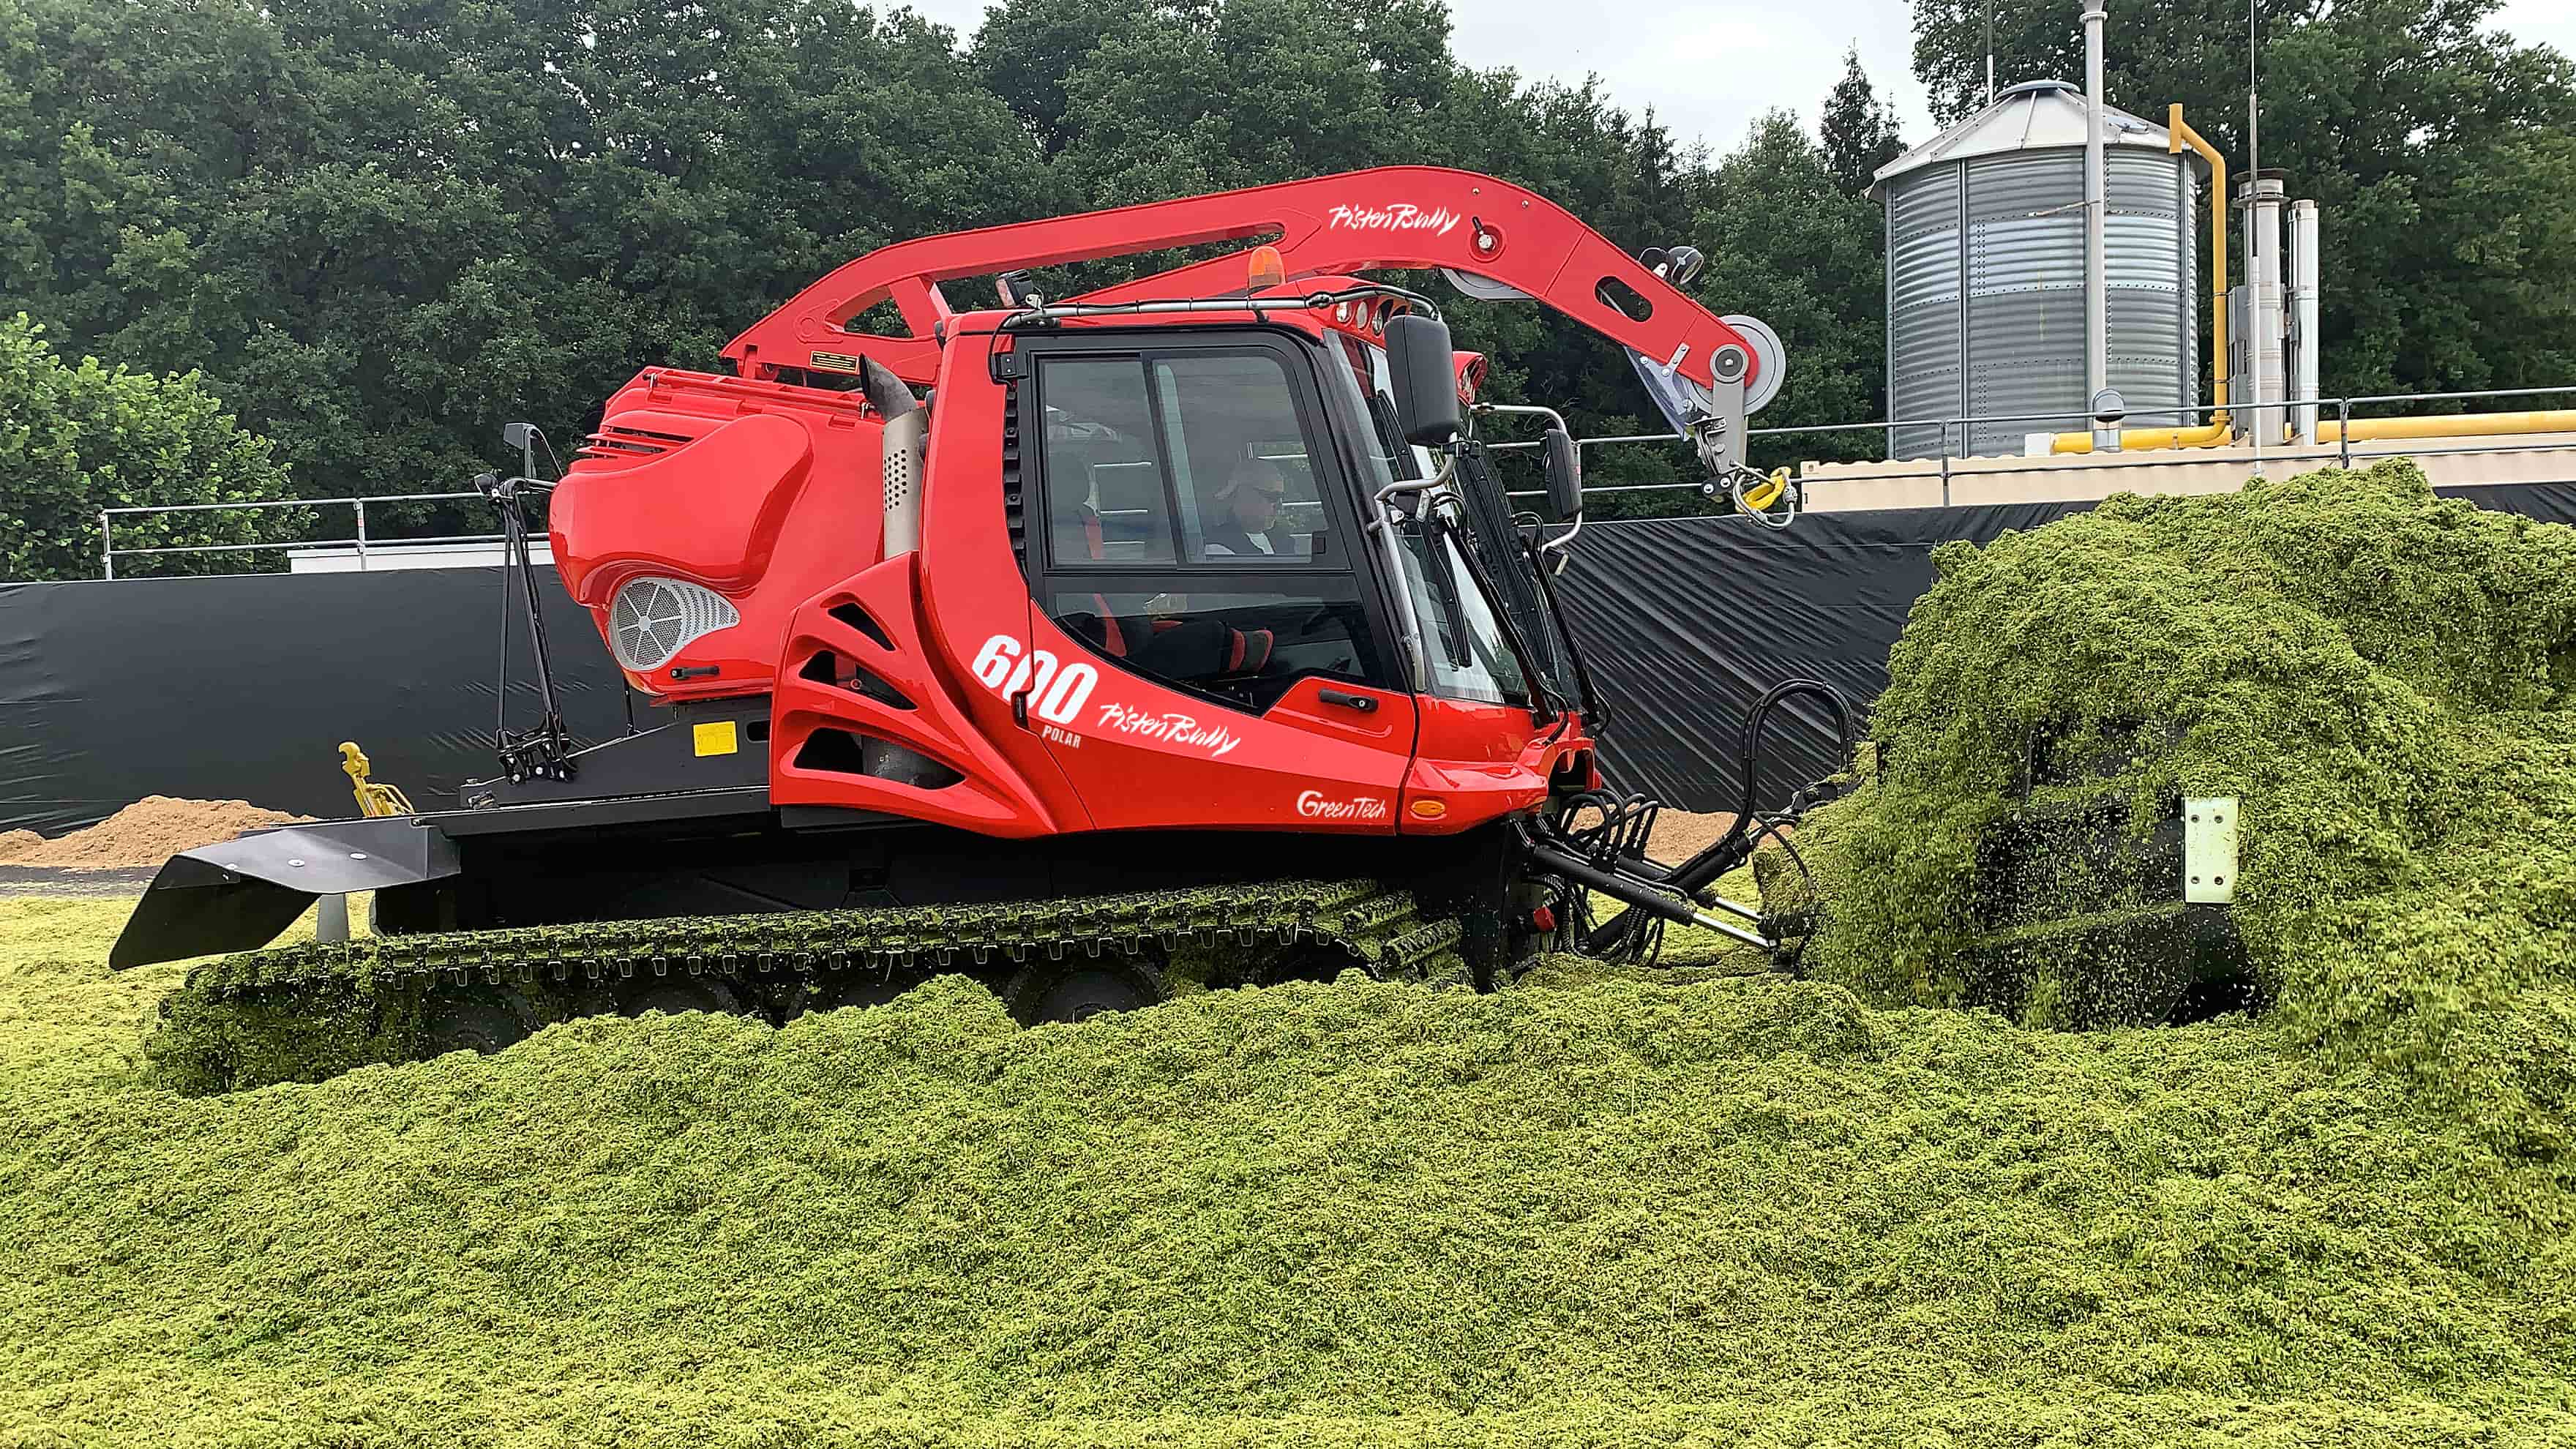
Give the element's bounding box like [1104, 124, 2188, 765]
[607, 577, 738, 671]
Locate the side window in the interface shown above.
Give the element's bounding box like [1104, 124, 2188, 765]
[1033, 341, 1396, 714]
[1147, 355, 1323, 561]
[1049, 583, 1385, 714]
[1038, 358, 1177, 566]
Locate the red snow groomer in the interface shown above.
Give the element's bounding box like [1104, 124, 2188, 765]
[117, 167, 1846, 1067]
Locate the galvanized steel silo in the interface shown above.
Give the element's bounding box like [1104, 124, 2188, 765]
[1875, 80, 2205, 460]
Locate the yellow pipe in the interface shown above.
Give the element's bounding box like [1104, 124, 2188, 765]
[2316, 411, 2576, 443]
[2051, 106, 2231, 455]
[2171, 107, 2229, 438]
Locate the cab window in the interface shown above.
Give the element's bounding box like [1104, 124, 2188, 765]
[1030, 340, 1393, 713]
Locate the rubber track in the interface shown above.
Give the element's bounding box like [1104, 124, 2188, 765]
[183, 878, 1463, 1000]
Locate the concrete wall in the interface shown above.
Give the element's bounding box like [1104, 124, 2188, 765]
[1797, 434, 2576, 512]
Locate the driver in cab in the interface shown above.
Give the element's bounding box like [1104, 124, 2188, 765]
[1202, 458, 1304, 559]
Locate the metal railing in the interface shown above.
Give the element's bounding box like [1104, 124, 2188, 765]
[93, 385, 2576, 575]
[1483, 385, 2576, 506]
[99, 492, 503, 579]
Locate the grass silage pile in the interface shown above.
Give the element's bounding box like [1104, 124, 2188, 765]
[1, 461, 2571, 1446]
[1791, 460, 2576, 1152]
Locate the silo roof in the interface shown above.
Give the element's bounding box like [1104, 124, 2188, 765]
[1870, 80, 2189, 194]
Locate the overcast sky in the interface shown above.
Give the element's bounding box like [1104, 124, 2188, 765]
[906, 0, 2576, 158]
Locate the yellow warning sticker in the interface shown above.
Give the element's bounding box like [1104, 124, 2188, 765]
[692, 721, 739, 757]
[809, 351, 864, 374]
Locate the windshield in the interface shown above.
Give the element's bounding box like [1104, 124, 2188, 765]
[1396, 516, 1530, 706]
[1321, 332, 1532, 708]
[1334, 334, 1439, 483]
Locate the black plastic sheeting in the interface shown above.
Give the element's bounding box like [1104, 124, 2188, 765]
[0, 568, 630, 834]
[4, 481, 2573, 831]
[1553, 482, 2576, 812]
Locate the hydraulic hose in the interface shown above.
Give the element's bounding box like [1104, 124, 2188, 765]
[1669, 678, 1854, 896]
[1519, 825, 1774, 951]
[1577, 676, 1854, 956]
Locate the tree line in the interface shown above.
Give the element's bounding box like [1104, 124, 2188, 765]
[1, 0, 2569, 575]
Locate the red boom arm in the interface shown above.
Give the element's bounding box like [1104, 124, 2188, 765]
[720, 166, 1757, 394]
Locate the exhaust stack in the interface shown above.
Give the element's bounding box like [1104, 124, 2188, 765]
[861, 358, 925, 558]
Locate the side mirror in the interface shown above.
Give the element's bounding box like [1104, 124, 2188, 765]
[1542, 427, 1582, 523]
[1385, 312, 1461, 447]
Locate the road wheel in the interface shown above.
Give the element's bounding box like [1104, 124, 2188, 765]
[1003, 954, 1165, 1025]
[419, 981, 542, 1057]
[798, 973, 913, 1016]
[615, 974, 745, 1019]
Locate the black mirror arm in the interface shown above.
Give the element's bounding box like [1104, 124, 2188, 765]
[1475, 402, 1585, 550]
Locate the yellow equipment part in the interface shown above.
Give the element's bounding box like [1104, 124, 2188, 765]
[1741, 468, 1789, 512]
[340, 741, 417, 819]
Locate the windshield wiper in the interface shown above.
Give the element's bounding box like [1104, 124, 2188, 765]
[1419, 512, 1477, 670]
[1436, 501, 1565, 725]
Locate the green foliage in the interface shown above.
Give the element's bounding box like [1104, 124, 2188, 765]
[0, 0, 1901, 536]
[1909, 0, 2576, 401]
[0, 313, 290, 579]
[1820, 45, 1905, 194]
[1794, 462, 2576, 1154]
[4, 0, 2566, 551]
[3, 892, 2572, 1443]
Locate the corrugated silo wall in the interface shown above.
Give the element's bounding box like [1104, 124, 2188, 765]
[1886, 163, 1963, 463]
[1887, 149, 2197, 460]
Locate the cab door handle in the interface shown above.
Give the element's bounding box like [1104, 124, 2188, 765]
[1319, 688, 1378, 714]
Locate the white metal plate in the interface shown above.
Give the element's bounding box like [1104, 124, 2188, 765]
[2182, 795, 2239, 904]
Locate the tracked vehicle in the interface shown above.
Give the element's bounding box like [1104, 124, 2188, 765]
[113, 167, 1849, 1087]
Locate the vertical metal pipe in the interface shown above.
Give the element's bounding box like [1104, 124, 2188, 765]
[2246, 0, 2262, 465]
[354, 499, 370, 569]
[2168, 108, 2231, 438]
[2239, 176, 2285, 446]
[100, 512, 113, 580]
[2083, 0, 2110, 405]
[2290, 198, 2319, 441]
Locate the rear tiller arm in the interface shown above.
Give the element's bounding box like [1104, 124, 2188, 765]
[719, 166, 1763, 405]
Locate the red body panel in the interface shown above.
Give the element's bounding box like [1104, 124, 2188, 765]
[1401, 699, 1575, 835]
[551, 412, 815, 593]
[550, 370, 880, 700]
[767, 555, 1077, 836]
[1027, 614, 1418, 835]
[765, 331, 1090, 834]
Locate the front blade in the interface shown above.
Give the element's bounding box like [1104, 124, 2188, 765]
[109, 817, 460, 970]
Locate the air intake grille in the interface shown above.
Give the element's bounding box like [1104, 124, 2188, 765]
[608, 577, 739, 671]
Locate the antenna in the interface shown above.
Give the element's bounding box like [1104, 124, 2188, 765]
[1985, 0, 1996, 103]
[2247, 0, 2262, 471]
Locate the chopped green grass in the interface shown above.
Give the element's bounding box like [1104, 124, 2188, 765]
[4, 895, 2571, 1445]
[1797, 462, 2576, 1145]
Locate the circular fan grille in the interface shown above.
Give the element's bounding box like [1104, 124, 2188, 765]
[607, 577, 739, 671]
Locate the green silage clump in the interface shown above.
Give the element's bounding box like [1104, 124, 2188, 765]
[1794, 460, 2576, 1144]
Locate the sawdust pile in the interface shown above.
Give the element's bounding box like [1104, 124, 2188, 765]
[1642, 807, 1735, 863]
[0, 797, 309, 870]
